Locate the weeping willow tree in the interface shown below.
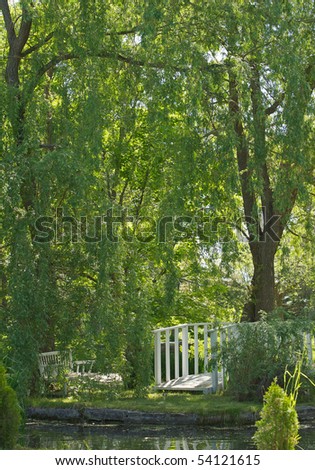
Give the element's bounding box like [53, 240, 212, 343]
[137, 0, 315, 320]
[0, 0, 159, 396]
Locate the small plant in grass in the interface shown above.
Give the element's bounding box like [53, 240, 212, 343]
[0, 364, 21, 449]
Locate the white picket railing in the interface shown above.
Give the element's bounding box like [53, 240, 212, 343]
[153, 323, 235, 392]
[153, 322, 315, 393]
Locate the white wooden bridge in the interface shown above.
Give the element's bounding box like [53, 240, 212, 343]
[153, 322, 315, 393]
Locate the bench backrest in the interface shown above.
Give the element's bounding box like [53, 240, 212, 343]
[38, 350, 73, 378]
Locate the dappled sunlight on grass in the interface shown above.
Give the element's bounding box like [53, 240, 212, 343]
[27, 391, 261, 417]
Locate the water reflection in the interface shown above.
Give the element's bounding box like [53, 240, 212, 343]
[20, 422, 315, 450]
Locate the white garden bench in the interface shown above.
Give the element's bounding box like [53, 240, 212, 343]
[38, 350, 95, 394]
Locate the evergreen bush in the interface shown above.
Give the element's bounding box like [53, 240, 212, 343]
[0, 364, 21, 449]
[253, 380, 300, 450]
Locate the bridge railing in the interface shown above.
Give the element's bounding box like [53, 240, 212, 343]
[153, 322, 315, 393]
[153, 323, 237, 392]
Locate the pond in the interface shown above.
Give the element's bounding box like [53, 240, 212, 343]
[20, 422, 315, 450]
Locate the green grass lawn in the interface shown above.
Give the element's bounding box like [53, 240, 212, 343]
[27, 391, 261, 418]
[27, 368, 315, 420]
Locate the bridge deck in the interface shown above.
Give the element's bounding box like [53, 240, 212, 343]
[155, 372, 224, 392]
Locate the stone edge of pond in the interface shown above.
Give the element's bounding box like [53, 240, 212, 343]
[26, 405, 315, 426]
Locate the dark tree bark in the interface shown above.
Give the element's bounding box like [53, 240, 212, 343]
[0, 1, 36, 215]
[227, 53, 315, 321]
[243, 240, 277, 321]
[228, 67, 297, 321]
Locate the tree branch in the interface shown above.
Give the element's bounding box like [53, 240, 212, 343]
[229, 70, 260, 241]
[39, 143, 61, 150]
[119, 178, 129, 206]
[20, 27, 141, 59]
[249, 65, 275, 232]
[265, 92, 285, 115]
[306, 59, 315, 90]
[104, 27, 139, 36]
[105, 170, 116, 201]
[134, 167, 150, 222]
[27, 49, 224, 98]
[273, 186, 298, 243]
[81, 273, 97, 283]
[230, 223, 250, 241]
[16, 6, 32, 53]
[2, 1, 32, 88]
[286, 227, 313, 242]
[265, 60, 315, 116]
[0, 0, 16, 45]
[21, 31, 54, 57]
[55, 187, 69, 209]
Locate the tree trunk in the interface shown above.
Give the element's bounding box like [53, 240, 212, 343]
[228, 67, 299, 322]
[242, 241, 277, 322]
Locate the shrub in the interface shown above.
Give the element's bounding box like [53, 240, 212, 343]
[253, 380, 299, 449]
[0, 364, 21, 449]
[124, 312, 153, 397]
[220, 318, 310, 401]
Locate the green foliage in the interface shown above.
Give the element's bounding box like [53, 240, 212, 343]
[253, 380, 299, 450]
[221, 318, 311, 401]
[0, 364, 21, 449]
[277, 226, 315, 318]
[285, 355, 315, 403]
[124, 313, 153, 397]
[300, 369, 315, 401]
[1, 0, 315, 400]
[253, 358, 307, 449]
[68, 376, 124, 402]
